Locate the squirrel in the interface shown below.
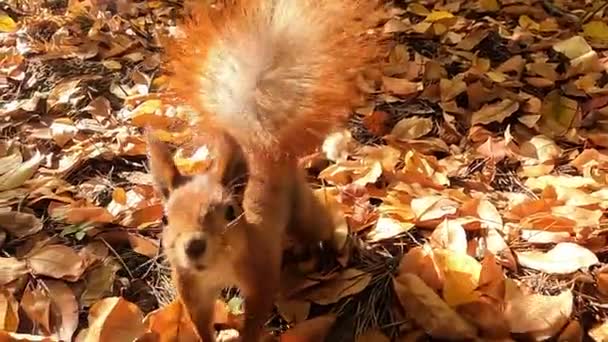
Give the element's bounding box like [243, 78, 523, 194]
[147, 130, 338, 342]
[153, 0, 385, 340]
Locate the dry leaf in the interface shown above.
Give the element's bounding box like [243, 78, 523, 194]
[516, 242, 599, 274]
[356, 329, 390, 342]
[280, 314, 336, 342]
[276, 299, 310, 324]
[589, 321, 608, 342]
[382, 77, 423, 96]
[0, 211, 43, 238]
[45, 280, 79, 341]
[0, 151, 44, 191]
[392, 273, 476, 339]
[471, 99, 519, 126]
[143, 300, 199, 342]
[505, 289, 573, 339]
[0, 257, 28, 285]
[429, 219, 467, 254]
[303, 269, 371, 305]
[0, 289, 19, 332]
[26, 245, 86, 281]
[20, 284, 52, 335]
[82, 297, 145, 342]
[391, 117, 433, 140]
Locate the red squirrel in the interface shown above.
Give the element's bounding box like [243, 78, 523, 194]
[152, 0, 385, 340]
[148, 130, 338, 341]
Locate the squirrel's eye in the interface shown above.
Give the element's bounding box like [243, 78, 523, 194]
[224, 205, 237, 222]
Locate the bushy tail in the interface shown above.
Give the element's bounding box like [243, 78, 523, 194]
[165, 0, 385, 157]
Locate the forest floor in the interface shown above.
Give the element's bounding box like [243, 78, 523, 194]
[1, 0, 608, 341]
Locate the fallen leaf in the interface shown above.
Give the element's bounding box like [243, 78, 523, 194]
[589, 321, 608, 342]
[367, 216, 414, 242]
[280, 314, 336, 342]
[0, 257, 28, 285]
[429, 219, 467, 254]
[303, 269, 371, 305]
[26, 245, 86, 281]
[355, 329, 390, 342]
[45, 280, 79, 341]
[392, 273, 476, 339]
[391, 117, 433, 140]
[382, 77, 423, 96]
[505, 289, 573, 339]
[583, 21, 608, 42]
[21, 284, 52, 335]
[82, 297, 145, 342]
[0, 289, 19, 332]
[0, 151, 44, 191]
[471, 99, 519, 126]
[143, 300, 199, 342]
[516, 242, 599, 274]
[0, 211, 43, 238]
[276, 299, 310, 324]
[0, 14, 17, 32]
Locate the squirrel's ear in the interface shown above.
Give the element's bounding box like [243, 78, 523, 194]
[211, 131, 249, 191]
[146, 132, 189, 198]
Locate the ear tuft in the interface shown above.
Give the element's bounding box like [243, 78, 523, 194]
[211, 131, 249, 192]
[146, 131, 185, 198]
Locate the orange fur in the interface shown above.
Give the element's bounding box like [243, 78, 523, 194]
[165, 0, 385, 158]
[148, 131, 337, 342]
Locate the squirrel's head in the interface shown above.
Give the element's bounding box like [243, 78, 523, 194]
[147, 132, 248, 272]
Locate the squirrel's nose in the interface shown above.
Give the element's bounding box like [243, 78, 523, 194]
[185, 237, 207, 258]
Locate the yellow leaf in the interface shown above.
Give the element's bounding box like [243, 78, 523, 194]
[435, 249, 482, 306]
[479, 0, 499, 12]
[583, 21, 608, 42]
[407, 3, 430, 16]
[538, 90, 578, 137]
[0, 14, 16, 33]
[425, 10, 454, 22]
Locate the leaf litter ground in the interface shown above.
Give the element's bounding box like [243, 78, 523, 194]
[2, 0, 608, 341]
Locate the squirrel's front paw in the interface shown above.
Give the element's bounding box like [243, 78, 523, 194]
[217, 329, 241, 342]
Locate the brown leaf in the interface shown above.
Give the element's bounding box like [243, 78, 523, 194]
[276, 299, 310, 324]
[382, 77, 423, 96]
[397, 245, 443, 291]
[21, 284, 52, 335]
[280, 314, 336, 342]
[471, 99, 519, 126]
[456, 301, 510, 339]
[45, 280, 78, 341]
[0, 211, 43, 238]
[0, 257, 28, 285]
[392, 273, 477, 339]
[355, 329, 390, 342]
[505, 289, 573, 339]
[26, 245, 86, 281]
[0, 289, 19, 332]
[143, 300, 199, 342]
[302, 269, 371, 305]
[82, 297, 145, 342]
[80, 258, 121, 306]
